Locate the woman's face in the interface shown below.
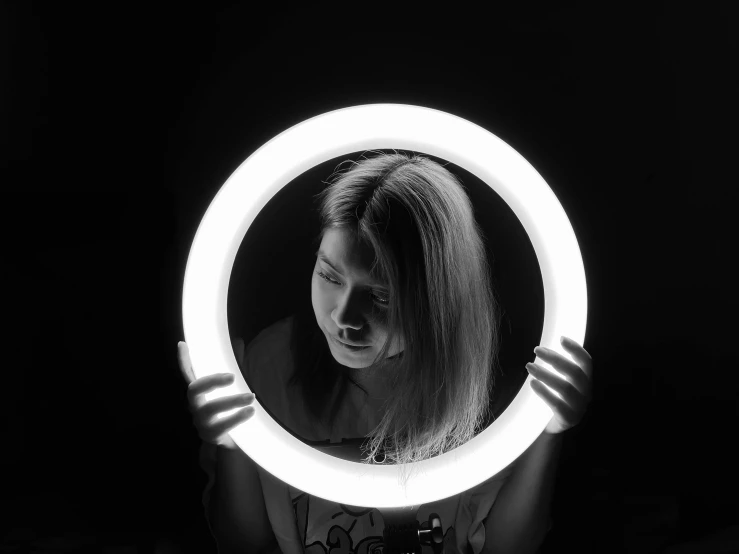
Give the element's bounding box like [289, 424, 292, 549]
[312, 228, 404, 369]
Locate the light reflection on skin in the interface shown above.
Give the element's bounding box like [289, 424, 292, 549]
[311, 228, 404, 398]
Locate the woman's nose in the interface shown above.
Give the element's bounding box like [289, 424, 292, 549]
[333, 290, 367, 330]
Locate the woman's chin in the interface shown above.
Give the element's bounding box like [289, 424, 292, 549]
[330, 348, 371, 369]
[325, 341, 372, 368]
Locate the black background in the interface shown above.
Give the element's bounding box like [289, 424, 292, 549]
[2, 2, 737, 553]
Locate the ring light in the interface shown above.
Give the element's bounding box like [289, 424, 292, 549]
[182, 103, 588, 508]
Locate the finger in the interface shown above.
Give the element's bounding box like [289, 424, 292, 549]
[178, 342, 196, 384]
[528, 363, 591, 415]
[530, 379, 579, 427]
[533, 346, 590, 396]
[202, 407, 255, 444]
[199, 392, 255, 421]
[559, 336, 593, 379]
[187, 373, 236, 408]
[527, 362, 584, 406]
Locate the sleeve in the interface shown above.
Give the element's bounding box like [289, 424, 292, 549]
[197, 336, 247, 532]
[455, 463, 516, 554]
[197, 326, 306, 554]
[199, 440, 218, 533]
[459, 462, 554, 554]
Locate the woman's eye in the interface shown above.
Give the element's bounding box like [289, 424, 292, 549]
[316, 271, 339, 285]
[317, 271, 389, 307]
[372, 293, 389, 306]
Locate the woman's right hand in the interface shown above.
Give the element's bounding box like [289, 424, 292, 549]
[178, 340, 255, 450]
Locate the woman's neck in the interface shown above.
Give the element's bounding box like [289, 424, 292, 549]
[352, 370, 390, 400]
[330, 358, 390, 400]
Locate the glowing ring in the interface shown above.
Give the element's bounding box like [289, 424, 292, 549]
[182, 103, 587, 508]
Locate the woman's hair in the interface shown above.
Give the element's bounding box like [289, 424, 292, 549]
[288, 150, 502, 487]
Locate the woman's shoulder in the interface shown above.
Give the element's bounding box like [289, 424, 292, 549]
[245, 314, 296, 355]
[239, 314, 297, 371]
[242, 314, 329, 441]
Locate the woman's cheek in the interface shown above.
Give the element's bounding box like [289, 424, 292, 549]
[312, 278, 331, 315]
[370, 304, 389, 324]
[311, 276, 322, 315]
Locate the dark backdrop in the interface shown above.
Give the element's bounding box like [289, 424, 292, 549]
[3, 3, 737, 553]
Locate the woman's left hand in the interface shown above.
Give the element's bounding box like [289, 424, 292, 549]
[527, 336, 593, 435]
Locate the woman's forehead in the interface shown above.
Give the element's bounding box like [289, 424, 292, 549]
[320, 228, 369, 255]
[318, 229, 381, 279]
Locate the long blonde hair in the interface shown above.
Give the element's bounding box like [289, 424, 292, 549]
[289, 150, 502, 488]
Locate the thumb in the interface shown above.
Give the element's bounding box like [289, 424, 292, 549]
[177, 341, 196, 384]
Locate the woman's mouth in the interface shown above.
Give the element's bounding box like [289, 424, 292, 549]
[333, 336, 370, 352]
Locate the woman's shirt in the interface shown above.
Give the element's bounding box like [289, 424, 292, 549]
[198, 315, 517, 554]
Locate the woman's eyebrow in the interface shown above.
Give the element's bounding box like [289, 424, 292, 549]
[316, 250, 387, 289]
[316, 250, 342, 274]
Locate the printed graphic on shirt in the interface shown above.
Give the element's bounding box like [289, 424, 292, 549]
[292, 492, 457, 554]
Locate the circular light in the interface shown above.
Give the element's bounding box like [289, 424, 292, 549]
[182, 104, 588, 508]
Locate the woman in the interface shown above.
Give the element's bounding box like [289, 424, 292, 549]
[178, 152, 594, 554]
